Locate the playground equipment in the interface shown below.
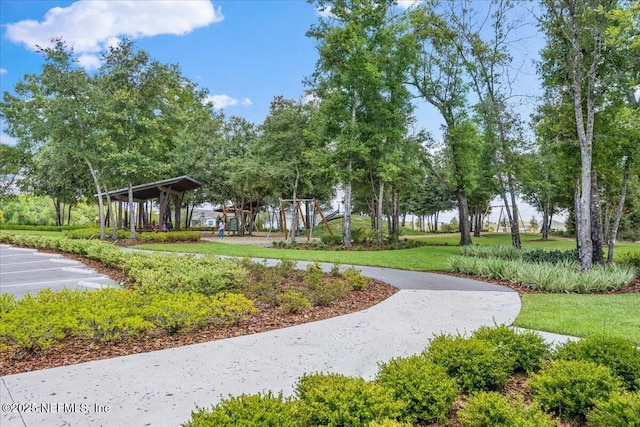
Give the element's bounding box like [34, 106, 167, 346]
[279, 198, 335, 240]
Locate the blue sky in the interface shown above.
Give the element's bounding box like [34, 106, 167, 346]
[0, 0, 554, 222]
[0, 0, 545, 142]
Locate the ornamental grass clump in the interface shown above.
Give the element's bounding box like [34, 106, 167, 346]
[448, 256, 635, 292]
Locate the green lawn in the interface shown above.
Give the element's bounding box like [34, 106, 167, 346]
[514, 293, 640, 345]
[134, 241, 461, 271]
[0, 229, 65, 237]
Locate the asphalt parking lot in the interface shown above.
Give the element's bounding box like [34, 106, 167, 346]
[0, 244, 116, 299]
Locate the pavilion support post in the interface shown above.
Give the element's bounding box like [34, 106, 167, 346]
[117, 202, 123, 229]
[138, 202, 144, 229]
[174, 194, 182, 231]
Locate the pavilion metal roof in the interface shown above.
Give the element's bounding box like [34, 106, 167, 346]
[104, 176, 203, 202]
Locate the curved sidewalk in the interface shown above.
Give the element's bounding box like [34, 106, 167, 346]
[1, 262, 521, 427]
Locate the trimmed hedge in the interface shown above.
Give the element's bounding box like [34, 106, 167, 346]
[423, 334, 512, 393]
[458, 391, 555, 427]
[529, 359, 624, 423]
[376, 355, 459, 425]
[295, 373, 404, 427]
[553, 335, 640, 391]
[183, 392, 297, 427]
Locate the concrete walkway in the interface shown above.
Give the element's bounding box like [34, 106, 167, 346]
[0, 256, 547, 426]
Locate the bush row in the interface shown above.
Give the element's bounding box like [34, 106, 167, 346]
[62, 227, 201, 242]
[448, 255, 636, 292]
[0, 224, 90, 231]
[461, 245, 578, 264]
[184, 328, 640, 426]
[0, 288, 255, 357]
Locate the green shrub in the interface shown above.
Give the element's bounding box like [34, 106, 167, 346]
[342, 266, 371, 291]
[122, 253, 248, 296]
[528, 359, 624, 423]
[553, 335, 640, 391]
[142, 291, 219, 334]
[183, 392, 297, 427]
[587, 390, 640, 427]
[458, 391, 555, 427]
[321, 234, 343, 245]
[461, 245, 522, 261]
[277, 290, 311, 313]
[295, 373, 404, 427]
[304, 262, 351, 306]
[522, 248, 577, 265]
[65, 227, 129, 239]
[0, 288, 82, 355]
[617, 251, 640, 269]
[137, 230, 201, 242]
[376, 355, 459, 425]
[367, 420, 412, 427]
[423, 334, 512, 393]
[471, 325, 550, 374]
[75, 288, 151, 343]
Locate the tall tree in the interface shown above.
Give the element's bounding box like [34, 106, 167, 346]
[539, 0, 612, 270]
[0, 40, 111, 238]
[408, 1, 479, 245]
[307, 0, 413, 247]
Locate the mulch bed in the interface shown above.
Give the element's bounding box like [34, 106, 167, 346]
[0, 250, 397, 376]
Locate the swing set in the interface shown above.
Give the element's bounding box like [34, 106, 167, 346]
[279, 198, 334, 241]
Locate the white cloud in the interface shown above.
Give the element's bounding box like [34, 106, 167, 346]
[316, 6, 334, 18]
[207, 94, 252, 109]
[396, 0, 422, 10]
[5, 1, 223, 58]
[0, 68, 7, 75]
[76, 53, 102, 70]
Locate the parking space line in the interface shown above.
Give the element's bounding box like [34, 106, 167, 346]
[62, 267, 96, 275]
[0, 277, 108, 288]
[1, 267, 74, 275]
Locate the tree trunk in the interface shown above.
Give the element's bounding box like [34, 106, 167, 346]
[390, 187, 400, 243]
[87, 160, 106, 240]
[377, 179, 384, 245]
[607, 158, 630, 264]
[455, 193, 472, 246]
[343, 179, 352, 248]
[103, 184, 117, 239]
[570, 3, 597, 271]
[53, 199, 62, 226]
[590, 172, 604, 266]
[541, 194, 551, 241]
[289, 168, 300, 243]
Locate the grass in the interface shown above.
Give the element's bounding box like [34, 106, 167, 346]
[0, 229, 65, 237]
[133, 241, 461, 271]
[514, 294, 640, 345]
